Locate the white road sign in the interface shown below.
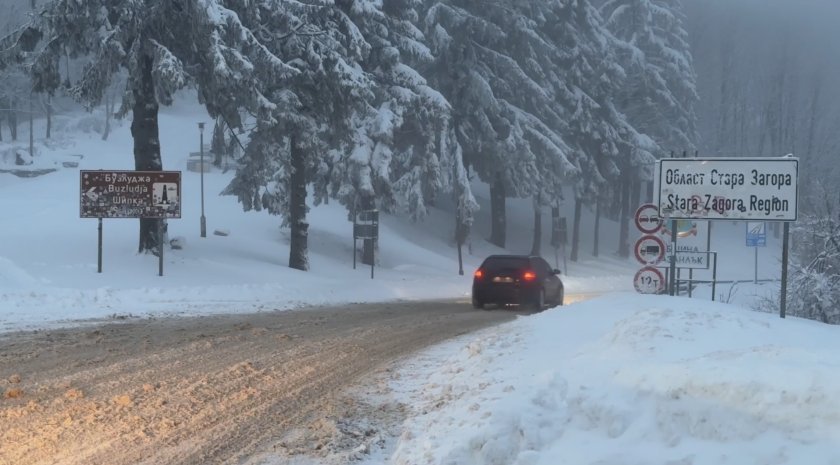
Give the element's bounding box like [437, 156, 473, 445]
[634, 266, 666, 294]
[634, 203, 662, 234]
[657, 158, 798, 221]
[671, 251, 711, 270]
[634, 235, 666, 265]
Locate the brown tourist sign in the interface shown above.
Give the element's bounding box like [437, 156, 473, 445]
[80, 170, 182, 219]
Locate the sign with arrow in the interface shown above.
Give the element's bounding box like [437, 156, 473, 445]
[746, 222, 767, 247]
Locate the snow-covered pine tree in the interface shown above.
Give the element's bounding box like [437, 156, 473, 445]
[224, 1, 374, 270]
[597, 0, 697, 256]
[326, 0, 460, 228]
[600, 0, 699, 155]
[422, 0, 575, 248]
[539, 0, 656, 259]
[0, 0, 293, 254]
[786, 181, 840, 324]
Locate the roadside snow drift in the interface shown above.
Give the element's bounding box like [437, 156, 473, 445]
[386, 294, 840, 465]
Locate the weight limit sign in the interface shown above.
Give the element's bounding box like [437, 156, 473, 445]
[634, 266, 666, 294]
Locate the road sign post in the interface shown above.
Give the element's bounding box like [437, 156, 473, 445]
[97, 218, 103, 273]
[634, 204, 663, 234]
[746, 222, 767, 284]
[669, 219, 677, 296]
[80, 170, 182, 276]
[657, 158, 798, 221]
[634, 235, 666, 266]
[781, 222, 790, 318]
[656, 157, 798, 316]
[634, 266, 666, 294]
[353, 209, 379, 279]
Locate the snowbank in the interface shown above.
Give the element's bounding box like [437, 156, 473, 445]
[385, 294, 840, 464]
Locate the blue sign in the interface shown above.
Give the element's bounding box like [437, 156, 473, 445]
[746, 222, 766, 247]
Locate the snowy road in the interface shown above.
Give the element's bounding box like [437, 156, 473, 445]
[0, 297, 593, 465]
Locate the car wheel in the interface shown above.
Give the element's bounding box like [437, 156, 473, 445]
[472, 296, 485, 310]
[557, 289, 564, 306]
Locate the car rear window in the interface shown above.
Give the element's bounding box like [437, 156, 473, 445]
[482, 257, 529, 271]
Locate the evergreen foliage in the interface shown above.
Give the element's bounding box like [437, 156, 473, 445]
[422, 0, 576, 203]
[0, 0, 705, 270]
[600, 0, 699, 156]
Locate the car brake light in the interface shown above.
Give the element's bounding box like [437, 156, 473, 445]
[474, 269, 484, 279]
[522, 270, 536, 281]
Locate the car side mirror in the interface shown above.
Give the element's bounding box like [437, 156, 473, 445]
[553, 269, 562, 275]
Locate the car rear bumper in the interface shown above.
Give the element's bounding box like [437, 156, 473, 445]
[472, 284, 538, 304]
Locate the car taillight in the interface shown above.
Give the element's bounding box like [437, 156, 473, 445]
[522, 270, 537, 281]
[474, 269, 484, 279]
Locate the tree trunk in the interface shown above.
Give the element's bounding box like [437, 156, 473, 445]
[630, 180, 641, 213]
[361, 195, 376, 266]
[212, 117, 225, 168]
[617, 178, 631, 258]
[9, 100, 17, 141]
[593, 199, 600, 257]
[45, 95, 52, 139]
[455, 209, 468, 275]
[530, 195, 542, 256]
[570, 197, 582, 262]
[288, 135, 309, 271]
[489, 172, 506, 248]
[550, 205, 560, 246]
[131, 51, 164, 255]
[102, 92, 112, 141]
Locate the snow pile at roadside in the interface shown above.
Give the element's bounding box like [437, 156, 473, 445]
[386, 294, 840, 464]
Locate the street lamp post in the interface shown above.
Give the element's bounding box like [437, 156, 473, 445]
[198, 122, 206, 238]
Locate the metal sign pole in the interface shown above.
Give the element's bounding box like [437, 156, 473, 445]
[198, 123, 207, 238]
[352, 207, 357, 270]
[688, 268, 693, 298]
[676, 268, 681, 296]
[781, 222, 790, 318]
[158, 220, 164, 277]
[97, 218, 103, 273]
[669, 219, 677, 296]
[754, 247, 759, 284]
[371, 238, 375, 279]
[711, 252, 717, 301]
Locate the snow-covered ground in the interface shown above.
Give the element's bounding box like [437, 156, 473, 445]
[344, 294, 839, 465]
[3, 101, 819, 464]
[0, 100, 646, 333]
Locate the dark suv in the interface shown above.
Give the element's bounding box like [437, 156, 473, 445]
[472, 255, 564, 310]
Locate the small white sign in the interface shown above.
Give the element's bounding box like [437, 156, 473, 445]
[657, 158, 798, 221]
[671, 251, 711, 270]
[634, 266, 666, 294]
[655, 219, 710, 268]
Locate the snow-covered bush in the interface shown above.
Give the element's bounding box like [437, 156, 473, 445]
[788, 185, 840, 324]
